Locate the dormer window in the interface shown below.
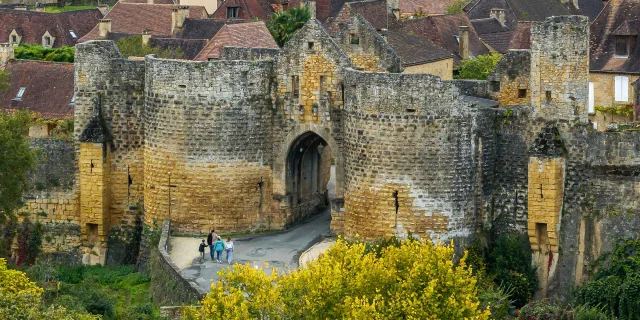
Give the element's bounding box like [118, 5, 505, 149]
[11, 35, 16, 43]
[9, 29, 21, 45]
[616, 36, 630, 57]
[14, 87, 26, 101]
[42, 31, 55, 48]
[44, 36, 51, 47]
[227, 7, 239, 18]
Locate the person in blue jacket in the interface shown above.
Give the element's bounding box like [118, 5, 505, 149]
[213, 236, 225, 263]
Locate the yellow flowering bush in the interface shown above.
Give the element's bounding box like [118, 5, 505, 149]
[184, 239, 490, 319]
[0, 259, 100, 320]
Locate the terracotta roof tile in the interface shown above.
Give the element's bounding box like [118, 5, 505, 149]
[0, 8, 103, 47]
[387, 29, 453, 65]
[80, 2, 208, 41]
[399, 0, 448, 16]
[508, 21, 535, 49]
[466, 0, 578, 29]
[590, 0, 640, 74]
[0, 60, 74, 120]
[194, 21, 278, 60]
[150, 37, 208, 59]
[211, 0, 273, 20]
[471, 17, 512, 53]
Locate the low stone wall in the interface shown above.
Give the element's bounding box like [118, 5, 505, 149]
[150, 220, 206, 306]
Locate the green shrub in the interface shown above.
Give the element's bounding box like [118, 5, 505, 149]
[454, 53, 502, 80]
[519, 299, 569, 320]
[576, 239, 640, 320]
[14, 44, 74, 62]
[490, 232, 537, 308]
[573, 305, 612, 320]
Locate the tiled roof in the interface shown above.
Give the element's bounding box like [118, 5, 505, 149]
[590, 0, 640, 74]
[347, 0, 390, 30]
[122, 0, 177, 4]
[508, 21, 535, 49]
[211, 0, 273, 20]
[0, 60, 74, 120]
[466, 0, 578, 29]
[471, 17, 512, 53]
[150, 38, 208, 59]
[577, 0, 605, 21]
[80, 2, 208, 41]
[173, 18, 231, 39]
[386, 29, 453, 66]
[0, 8, 103, 47]
[194, 21, 278, 60]
[399, 0, 448, 15]
[397, 14, 489, 65]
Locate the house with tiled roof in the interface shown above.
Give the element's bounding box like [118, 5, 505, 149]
[194, 21, 279, 60]
[397, 14, 489, 66]
[470, 17, 512, 53]
[0, 8, 103, 48]
[0, 46, 74, 136]
[79, 2, 208, 42]
[387, 30, 454, 78]
[588, 0, 640, 129]
[390, 0, 449, 18]
[211, 0, 272, 20]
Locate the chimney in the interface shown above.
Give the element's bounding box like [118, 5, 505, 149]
[306, 0, 316, 19]
[99, 19, 111, 38]
[0, 43, 15, 69]
[458, 26, 469, 60]
[97, 4, 110, 16]
[171, 7, 189, 34]
[489, 8, 506, 26]
[142, 30, 151, 46]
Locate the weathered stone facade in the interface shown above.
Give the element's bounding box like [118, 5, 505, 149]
[17, 15, 638, 302]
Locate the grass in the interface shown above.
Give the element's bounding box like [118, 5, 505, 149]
[44, 5, 97, 13]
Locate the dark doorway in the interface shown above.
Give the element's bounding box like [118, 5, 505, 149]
[286, 132, 332, 222]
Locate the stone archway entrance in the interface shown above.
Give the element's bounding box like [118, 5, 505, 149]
[286, 131, 333, 222]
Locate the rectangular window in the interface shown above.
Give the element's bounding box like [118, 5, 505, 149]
[44, 37, 50, 46]
[69, 30, 77, 39]
[615, 76, 629, 101]
[615, 36, 629, 57]
[291, 75, 299, 98]
[227, 7, 239, 18]
[518, 88, 527, 98]
[588, 82, 595, 113]
[350, 33, 359, 45]
[545, 90, 552, 102]
[307, 42, 314, 50]
[14, 87, 26, 100]
[11, 35, 16, 43]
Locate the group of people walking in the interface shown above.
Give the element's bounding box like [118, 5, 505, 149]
[199, 229, 234, 264]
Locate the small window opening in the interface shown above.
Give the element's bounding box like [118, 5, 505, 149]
[14, 87, 26, 100]
[69, 95, 75, 105]
[44, 36, 51, 46]
[178, 84, 186, 88]
[307, 42, 314, 50]
[11, 35, 17, 43]
[406, 108, 416, 113]
[291, 75, 299, 98]
[518, 88, 527, 98]
[545, 90, 552, 102]
[227, 7, 239, 18]
[615, 36, 629, 57]
[69, 30, 77, 39]
[538, 184, 543, 199]
[491, 81, 500, 92]
[87, 223, 99, 245]
[90, 160, 95, 173]
[350, 33, 359, 45]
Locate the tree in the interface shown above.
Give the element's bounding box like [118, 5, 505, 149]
[0, 258, 100, 319]
[454, 53, 502, 80]
[14, 44, 74, 63]
[184, 239, 490, 319]
[0, 70, 9, 92]
[115, 36, 185, 59]
[267, 7, 312, 47]
[0, 110, 40, 221]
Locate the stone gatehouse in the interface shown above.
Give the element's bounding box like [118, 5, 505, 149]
[22, 15, 640, 299]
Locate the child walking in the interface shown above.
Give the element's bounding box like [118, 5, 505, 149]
[214, 236, 225, 263]
[198, 239, 206, 261]
[225, 237, 234, 265]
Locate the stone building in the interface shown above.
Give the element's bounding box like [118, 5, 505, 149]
[17, 14, 640, 301]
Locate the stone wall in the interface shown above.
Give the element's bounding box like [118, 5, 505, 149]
[488, 50, 531, 106]
[530, 16, 589, 122]
[144, 57, 278, 235]
[150, 220, 206, 306]
[26, 138, 76, 192]
[219, 47, 281, 61]
[588, 72, 638, 130]
[402, 58, 454, 80]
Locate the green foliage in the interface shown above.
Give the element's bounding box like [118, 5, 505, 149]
[267, 6, 312, 47]
[185, 238, 490, 319]
[0, 216, 17, 259]
[490, 233, 537, 308]
[45, 5, 97, 12]
[576, 238, 640, 320]
[519, 299, 569, 320]
[115, 36, 185, 59]
[0, 70, 9, 92]
[446, 0, 472, 14]
[14, 44, 75, 62]
[573, 305, 613, 320]
[0, 110, 40, 219]
[16, 218, 43, 266]
[594, 105, 635, 117]
[25, 263, 157, 319]
[454, 53, 503, 80]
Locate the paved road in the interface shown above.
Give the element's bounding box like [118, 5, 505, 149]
[181, 208, 332, 292]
